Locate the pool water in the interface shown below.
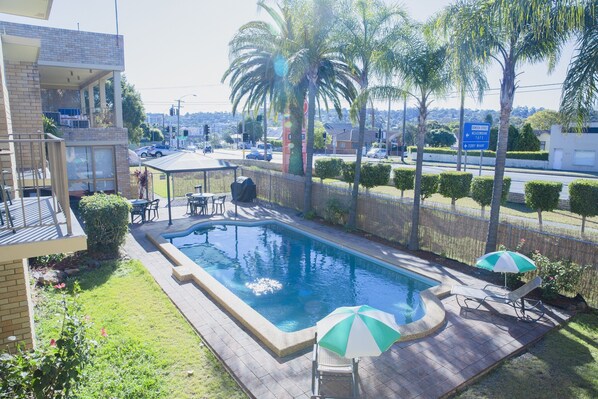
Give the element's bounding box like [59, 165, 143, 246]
[168, 222, 435, 333]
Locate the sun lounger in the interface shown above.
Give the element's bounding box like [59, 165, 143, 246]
[312, 341, 359, 398]
[451, 276, 545, 322]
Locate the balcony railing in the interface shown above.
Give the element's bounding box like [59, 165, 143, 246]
[0, 132, 72, 236]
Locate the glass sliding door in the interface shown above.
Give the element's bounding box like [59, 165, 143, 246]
[66, 146, 117, 196]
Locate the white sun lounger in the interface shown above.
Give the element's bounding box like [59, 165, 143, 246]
[451, 276, 545, 322]
[312, 337, 359, 398]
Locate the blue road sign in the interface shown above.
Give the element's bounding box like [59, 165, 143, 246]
[462, 122, 490, 150]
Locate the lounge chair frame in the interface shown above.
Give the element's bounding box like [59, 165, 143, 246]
[311, 335, 359, 399]
[451, 276, 545, 322]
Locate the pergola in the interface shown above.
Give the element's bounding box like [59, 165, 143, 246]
[143, 152, 239, 225]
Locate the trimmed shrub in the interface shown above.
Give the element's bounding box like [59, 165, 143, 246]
[79, 193, 131, 253]
[438, 171, 473, 208]
[524, 181, 562, 228]
[420, 174, 439, 202]
[569, 179, 598, 233]
[470, 176, 511, 214]
[341, 161, 355, 185]
[532, 252, 589, 300]
[314, 158, 344, 181]
[393, 168, 415, 198]
[360, 163, 391, 190]
[324, 198, 349, 226]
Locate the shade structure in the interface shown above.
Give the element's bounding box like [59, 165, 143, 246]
[475, 250, 537, 287]
[316, 305, 402, 358]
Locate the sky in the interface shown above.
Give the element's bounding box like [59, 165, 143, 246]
[0, 0, 578, 115]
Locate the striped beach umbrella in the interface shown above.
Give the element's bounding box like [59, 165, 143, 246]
[476, 250, 537, 288]
[316, 305, 402, 358]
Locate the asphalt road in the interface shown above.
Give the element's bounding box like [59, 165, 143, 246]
[205, 149, 598, 200]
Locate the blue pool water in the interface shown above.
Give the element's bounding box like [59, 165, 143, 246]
[167, 222, 436, 333]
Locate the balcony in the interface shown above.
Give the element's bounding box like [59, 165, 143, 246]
[0, 133, 87, 262]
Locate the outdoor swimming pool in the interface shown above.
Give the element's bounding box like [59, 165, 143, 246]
[166, 221, 437, 333]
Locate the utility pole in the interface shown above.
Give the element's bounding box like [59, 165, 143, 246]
[263, 97, 268, 160]
[386, 97, 391, 154]
[176, 99, 181, 149]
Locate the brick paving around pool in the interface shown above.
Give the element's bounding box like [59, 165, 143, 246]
[124, 199, 570, 399]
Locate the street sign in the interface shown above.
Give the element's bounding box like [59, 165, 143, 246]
[462, 122, 490, 150]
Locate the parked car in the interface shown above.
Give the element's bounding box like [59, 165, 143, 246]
[237, 142, 251, 149]
[186, 144, 197, 152]
[135, 145, 154, 158]
[246, 149, 272, 161]
[149, 145, 177, 157]
[256, 143, 273, 151]
[366, 148, 388, 159]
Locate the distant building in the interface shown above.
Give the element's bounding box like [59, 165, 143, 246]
[323, 123, 378, 154]
[535, 130, 550, 151]
[549, 123, 598, 172]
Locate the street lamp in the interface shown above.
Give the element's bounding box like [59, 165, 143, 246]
[175, 94, 197, 149]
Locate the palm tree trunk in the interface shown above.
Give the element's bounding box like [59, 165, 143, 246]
[304, 78, 317, 215]
[485, 61, 515, 253]
[288, 92, 305, 175]
[457, 88, 465, 171]
[263, 97, 268, 160]
[347, 97, 368, 229]
[409, 98, 427, 250]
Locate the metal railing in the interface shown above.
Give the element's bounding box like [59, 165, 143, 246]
[0, 132, 72, 236]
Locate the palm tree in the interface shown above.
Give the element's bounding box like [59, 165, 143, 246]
[337, 0, 407, 229]
[441, 0, 582, 253]
[560, 0, 597, 129]
[222, 0, 305, 174]
[290, 0, 357, 215]
[393, 31, 452, 250]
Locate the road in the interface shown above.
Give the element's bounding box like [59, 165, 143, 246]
[205, 149, 598, 200]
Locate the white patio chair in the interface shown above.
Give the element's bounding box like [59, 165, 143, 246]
[451, 276, 545, 322]
[312, 340, 359, 399]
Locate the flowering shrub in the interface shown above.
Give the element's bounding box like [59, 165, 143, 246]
[0, 283, 98, 398]
[531, 252, 589, 300]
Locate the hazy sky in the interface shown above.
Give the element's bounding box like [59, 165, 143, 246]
[1, 0, 577, 114]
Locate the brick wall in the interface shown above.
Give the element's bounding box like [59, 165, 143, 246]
[5, 61, 44, 171]
[0, 41, 18, 190]
[62, 127, 131, 198]
[0, 22, 124, 68]
[0, 258, 34, 352]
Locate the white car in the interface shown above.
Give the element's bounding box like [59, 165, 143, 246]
[149, 145, 177, 157]
[366, 148, 388, 159]
[186, 144, 197, 152]
[135, 145, 154, 158]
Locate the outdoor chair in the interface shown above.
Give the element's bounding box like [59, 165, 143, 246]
[130, 202, 148, 223]
[146, 199, 160, 221]
[212, 195, 226, 214]
[312, 335, 359, 398]
[451, 276, 545, 322]
[0, 185, 12, 205]
[185, 193, 194, 214]
[191, 197, 208, 215]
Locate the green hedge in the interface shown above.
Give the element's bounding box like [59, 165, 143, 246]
[524, 181, 562, 227]
[341, 161, 355, 184]
[79, 193, 131, 253]
[438, 172, 473, 206]
[360, 163, 391, 189]
[420, 174, 439, 202]
[470, 176, 512, 210]
[315, 158, 344, 181]
[569, 179, 598, 233]
[408, 147, 548, 160]
[393, 169, 415, 197]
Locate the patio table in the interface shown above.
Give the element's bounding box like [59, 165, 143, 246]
[128, 199, 149, 223]
[191, 193, 213, 215]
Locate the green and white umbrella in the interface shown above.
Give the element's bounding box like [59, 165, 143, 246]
[316, 305, 402, 358]
[476, 250, 537, 288]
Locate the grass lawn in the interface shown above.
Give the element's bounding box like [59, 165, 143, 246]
[34, 259, 246, 399]
[454, 311, 598, 399]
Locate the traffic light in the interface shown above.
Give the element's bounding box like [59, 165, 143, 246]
[242, 133, 249, 142]
[183, 129, 189, 137]
[323, 132, 327, 140]
[377, 128, 382, 139]
[172, 126, 176, 133]
[203, 124, 210, 140]
[169, 106, 175, 116]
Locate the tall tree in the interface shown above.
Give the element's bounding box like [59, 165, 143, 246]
[560, 0, 598, 129]
[393, 31, 452, 250]
[441, 0, 583, 253]
[291, 0, 356, 215]
[337, 0, 408, 229]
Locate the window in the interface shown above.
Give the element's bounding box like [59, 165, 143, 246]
[573, 150, 595, 166]
[66, 146, 116, 195]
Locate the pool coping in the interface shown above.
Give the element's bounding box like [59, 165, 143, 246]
[147, 218, 449, 357]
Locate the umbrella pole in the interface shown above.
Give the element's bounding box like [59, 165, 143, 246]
[504, 273, 507, 290]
